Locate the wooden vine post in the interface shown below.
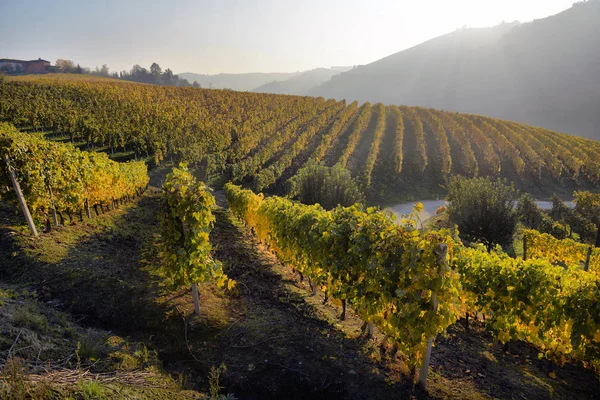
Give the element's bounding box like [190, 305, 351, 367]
[191, 283, 201, 315]
[49, 190, 58, 226]
[85, 199, 92, 219]
[588, 222, 600, 272]
[584, 247, 592, 272]
[523, 235, 528, 260]
[3, 154, 38, 237]
[419, 243, 447, 389]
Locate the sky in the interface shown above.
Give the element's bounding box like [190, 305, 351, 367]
[0, 0, 578, 75]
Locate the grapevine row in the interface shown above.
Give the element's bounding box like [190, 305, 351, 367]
[225, 182, 600, 373]
[523, 229, 599, 272]
[469, 116, 525, 175]
[0, 122, 148, 226]
[400, 106, 428, 175]
[224, 183, 461, 372]
[159, 166, 234, 313]
[454, 244, 600, 370]
[360, 103, 387, 189]
[437, 111, 478, 177]
[253, 100, 346, 191]
[454, 114, 501, 175]
[308, 101, 358, 164]
[390, 106, 405, 173]
[335, 102, 372, 168]
[416, 108, 452, 177]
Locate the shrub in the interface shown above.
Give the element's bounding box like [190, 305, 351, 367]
[290, 160, 363, 210]
[447, 176, 518, 251]
[516, 193, 546, 229]
[12, 302, 49, 333]
[0, 357, 27, 400]
[550, 193, 597, 243]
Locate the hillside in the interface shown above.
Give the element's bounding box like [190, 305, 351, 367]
[2, 79, 600, 398]
[1, 170, 599, 399]
[310, 0, 600, 141]
[252, 67, 351, 95]
[1, 74, 599, 203]
[178, 71, 303, 91]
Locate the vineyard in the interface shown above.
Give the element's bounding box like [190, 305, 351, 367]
[0, 122, 148, 229]
[523, 229, 600, 272]
[224, 184, 600, 376]
[2, 74, 600, 202]
[2, 73, 600, 398]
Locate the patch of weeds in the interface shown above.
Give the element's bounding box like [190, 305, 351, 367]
[109, 351, 139, 371]
[76, 379, 107, 400]
[106, 337, 158, 371]
[0, 357, 27, 400]
[12, 301, 49, 333]
[30, 380, 65, 400]
[76, 337, 102, 365]
[133, 343, 155, 366]
[209, 364, 236, 400]
[0, 288, 18, 301]
[55, 310, 70, 328]
[105, 335, 125, 348]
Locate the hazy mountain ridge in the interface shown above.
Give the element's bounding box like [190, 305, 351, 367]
[309, 0, 600, 140]
[178, 71, 303, 91]
[252, 67, 352, 95]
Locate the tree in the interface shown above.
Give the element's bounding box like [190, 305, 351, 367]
[516, 193, 567, 237]
[95, 64, 110, 77]
[570, 191, 599, 244]
[290, 160, 364, 210]
[549, 194, 571, 225]
[150, 62, 162, 81]
[574, 191, 600, 226]
[162, 68, 174, 86]
[447, 176, 518, 251]
[193, 81, 201, 88]
[516, 193, 546, 229]
[55, 59, 76, 73]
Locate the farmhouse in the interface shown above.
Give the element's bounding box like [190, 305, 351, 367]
[0, 58, 50, 73]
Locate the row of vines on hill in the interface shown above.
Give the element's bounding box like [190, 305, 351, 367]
[252, 100, 346, 191]
[359, 103, 387, 189]
[225, 184, 600, 374]
[224, 183, 461, 381]
[0, 122, 148, 227]
[158, 165, 234, 314]
[1, 76, 600, 198]
[523, 229, 599, 272]
[454, 244, 600, 371]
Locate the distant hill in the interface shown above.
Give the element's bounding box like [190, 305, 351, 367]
[252, 67, 351, 95]
[178, 71, 303, 91]
[310, 1, 600, 140]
